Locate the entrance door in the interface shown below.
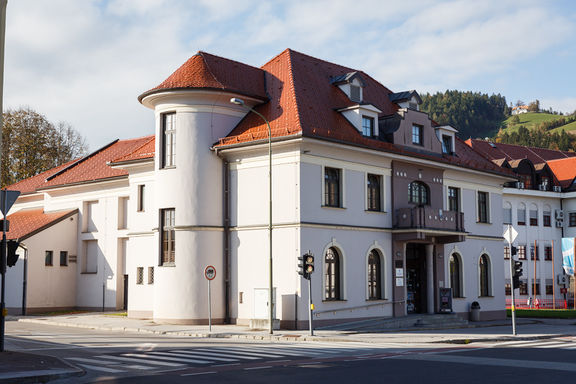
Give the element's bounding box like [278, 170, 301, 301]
[406, 244, 427, 314]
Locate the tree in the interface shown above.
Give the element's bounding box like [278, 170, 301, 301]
[516, 100, 525, 107]
[528, 100, 540, 112]
[2, 107, 88, 187]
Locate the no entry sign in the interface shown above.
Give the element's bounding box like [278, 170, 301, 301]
[205, 265, 216, 280]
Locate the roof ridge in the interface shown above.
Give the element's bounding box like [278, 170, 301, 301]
[283, 49, 304, 133]
[198, 50, 266, 72]
[111, 135, 155, 163]
[197, 52, 224, 88]
[46, 139, 119, 182]
[260, 48, 292, 68]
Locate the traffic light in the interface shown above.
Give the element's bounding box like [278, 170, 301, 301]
[6, 240, 20, 267]
[511, 246, 517, 257]
[298, 252, 314, 280]
[512, 260, 523, 289]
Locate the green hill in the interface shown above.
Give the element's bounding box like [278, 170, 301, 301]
[501, 112, 570, 133]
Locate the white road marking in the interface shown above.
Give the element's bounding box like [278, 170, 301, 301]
[181, 371, 217, 376]
[150, 351, 237, 362]
[98, 355, 184, 366]
[74, 363, 125, 373]
[122, 353, 213, 365]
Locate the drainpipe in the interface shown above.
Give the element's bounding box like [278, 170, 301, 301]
[215, 147, 231, 324]
[19, 243, 27, 316]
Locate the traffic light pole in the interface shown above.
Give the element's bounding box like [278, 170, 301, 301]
[1, 191, 7, 351]
[507, 227, 517, 336]
[308, 276, 313, 336]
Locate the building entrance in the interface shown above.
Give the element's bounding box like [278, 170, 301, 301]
[406, 243, 427, 314]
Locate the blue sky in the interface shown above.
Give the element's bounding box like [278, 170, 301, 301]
[3, 0, 576, 149]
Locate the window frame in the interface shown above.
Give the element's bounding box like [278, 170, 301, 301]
[324, 247, 342, 301]
[324, 167, 342, 208]
[60, 251, 68, 266]
[136, 267, 144, 285]
[411, 124, 423, 146]
[569, 212, 576, 227]
[441, 134, 453, 154]
[543, 211, 551, 227]
[160, 208, 176, 266]
[409, 181, 429, 205]
[477, 191, 489, 223]
[450, 253, 463, 298]
[479, 254, 491, 297]
[137, 184, 145, 212]
[367, 250, 382, 300]
[45, 250, 53, 267]
[448, 187, 460, 212]
[544, 246, 553, 261]
[366, 173, 382, 212]
[160, 112, 176, 169]
[362, 116, 375, 137]
[518, 245, 527, 260]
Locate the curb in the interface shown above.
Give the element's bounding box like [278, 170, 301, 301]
[0, 366, 84, 384]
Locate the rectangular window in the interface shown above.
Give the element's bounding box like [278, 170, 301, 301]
[533, 280, 541, 295]
[118, 196, 129, 230]
[518, 245, 526, 260]
[160, 208, 176, 265]
[137, 185, 145, 212]
[477, 191, 489, 223]
[442, 135, 453, 154]
[504, 246, 510, 260]
[83, 200, 99, 232]
[448, 187, 460, 212]
[82, 240, 98, 273]
[350, 85, 361, 102]
[545, 246, 553, 260]
[517, 208, 526, 226]
[136, 267, 144, 285]
[530, 209, 538, 226]
[60, 251, 68, 266]
[148, 267, 155, 285]
[570, 212, 576, 227]
[362, 116, 375, 137]
[503, 207, 512, 225]
[505, 281, 511, 296]
[324, 167, 341, 208]
[161, 112, 176, 168]
[530, 245, 539, 260]
[45, 251, 53, 266]
[366, 174, 381, 211]
[543, 211, 551, 227]
[519, 280, 528, 295]
[412, 124, 423, 145]
[546, 279, 554, 295]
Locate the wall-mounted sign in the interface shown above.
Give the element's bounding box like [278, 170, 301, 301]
[395, 277, 404, 287]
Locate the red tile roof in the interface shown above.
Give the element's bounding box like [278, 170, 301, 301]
[6, 208, 77, 241]
[138, 52, 268, 102]
[466, 139, 576, 164]
[110, 135, 155, 164]
[546, 157, 576, 188]
[6, 135, 154, 194]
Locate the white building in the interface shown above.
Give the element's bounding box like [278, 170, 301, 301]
[5, 49, 517, 326]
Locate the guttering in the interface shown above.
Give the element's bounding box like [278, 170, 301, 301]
[36, 175, 128, 192]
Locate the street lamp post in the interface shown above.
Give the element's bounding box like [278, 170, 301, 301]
[230, 97, 274, 334]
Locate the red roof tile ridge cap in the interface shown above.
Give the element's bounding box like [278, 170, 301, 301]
[260, 48, 292, 68]
[284, 49, 304, 133]
[198, 51, 266, 72]
[197, 51, 227, 89]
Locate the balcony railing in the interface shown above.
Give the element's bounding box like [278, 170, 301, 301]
[395, 206, 465, 232]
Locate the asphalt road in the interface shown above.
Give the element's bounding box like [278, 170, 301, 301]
[6, 321, 576, 383]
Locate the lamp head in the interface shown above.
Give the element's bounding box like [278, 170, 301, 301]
[230, 97, 245, 106]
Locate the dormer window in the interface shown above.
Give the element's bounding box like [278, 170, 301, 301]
[412, 124, 423, 146]
[362, 116, 375, 137]
[350, 85, 361, 102]
[442, 135, 453, 154]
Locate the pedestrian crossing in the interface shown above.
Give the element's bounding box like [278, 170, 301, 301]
[484, 338, 576, 350]
[65, 342, 390, 373]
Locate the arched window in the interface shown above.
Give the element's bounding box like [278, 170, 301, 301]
[368, 250, 382, 300]
[325, 247, 341, 300]
[450, 253, 462, 298]
[409, 181, 429, 205]
[479, 254, 491, 297]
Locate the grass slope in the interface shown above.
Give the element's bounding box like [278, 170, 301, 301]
[501, 112, 567, 133]
[551, 120, 576, 135]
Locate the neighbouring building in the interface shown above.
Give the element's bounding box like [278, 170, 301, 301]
[467, 139, 576, 307]
[6, 49, 519, 326]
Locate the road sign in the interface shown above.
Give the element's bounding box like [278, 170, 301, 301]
[0, 190, 20, 216]
[503, 226, 518, 244]
[204, 265, 216, 280]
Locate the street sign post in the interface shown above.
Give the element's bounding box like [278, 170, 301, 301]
[204, 266, 216, 332]
[504, 225, 518, 336]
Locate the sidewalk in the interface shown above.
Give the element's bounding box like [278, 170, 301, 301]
[3, 313, 576, 383]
